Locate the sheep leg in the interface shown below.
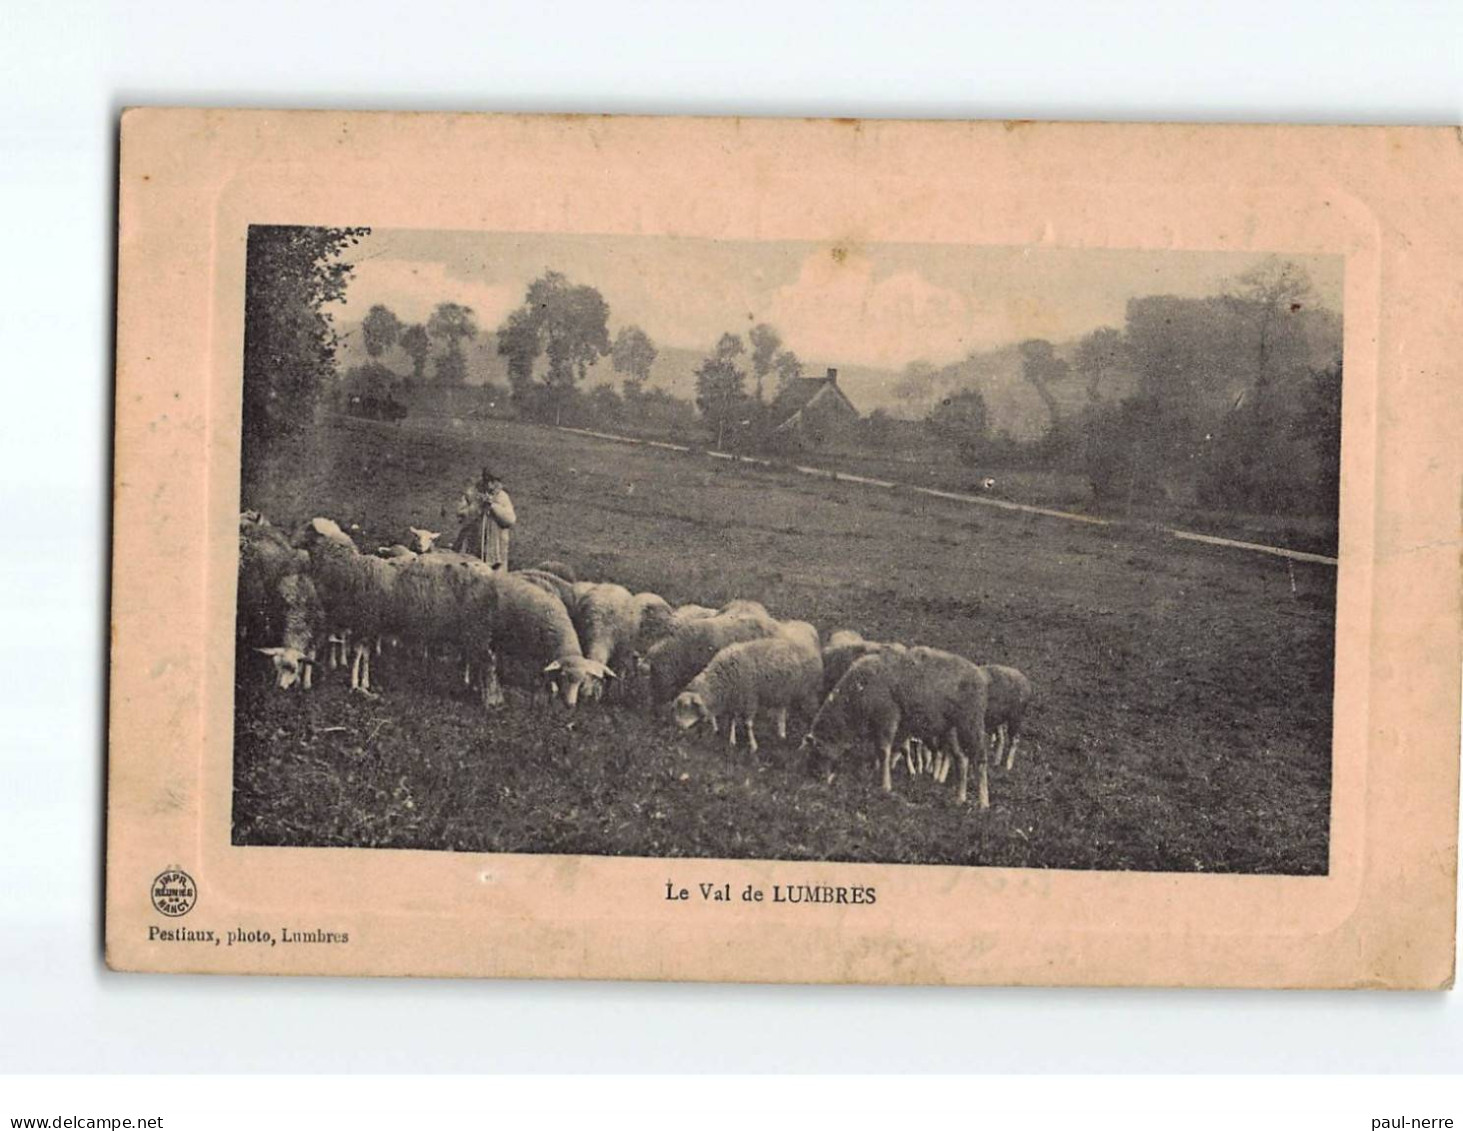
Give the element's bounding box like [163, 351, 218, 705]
[942, 730, 969, 805]
[881, 741, 894, 794]
[728, 717, 738, 747]
[303, 653, 314, 692]
[774, 707, 788, 741]
[993, 725, 1008, 770]
[349, 642, 363, 690]
[1005, 729, 1021, 772]
[745, 716, 758, 754]
[481, 653, 505, 709]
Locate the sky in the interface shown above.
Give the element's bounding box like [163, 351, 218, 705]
[327, 229, 1344, 372]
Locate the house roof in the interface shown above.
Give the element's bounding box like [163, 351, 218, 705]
[770, 372, 860, 430]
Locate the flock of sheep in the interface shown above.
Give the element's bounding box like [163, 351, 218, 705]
[239, 509, 1034, 808]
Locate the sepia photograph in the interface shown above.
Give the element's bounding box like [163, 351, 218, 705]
[104, 110, 1458, 990]
[233, 226, 1343, 876]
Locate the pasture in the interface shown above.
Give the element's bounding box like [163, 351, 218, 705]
[233, 414, 1335, 873]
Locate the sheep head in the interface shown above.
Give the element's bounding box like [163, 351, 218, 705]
[672, 690, 711, 731]
[543, 657, 616, 708]
[798, 732, 839, 782]
[409, 527, 441, 553]
[256, 646, 312, 690]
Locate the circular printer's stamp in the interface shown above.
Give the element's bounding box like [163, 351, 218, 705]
[150, 869, 197, 917]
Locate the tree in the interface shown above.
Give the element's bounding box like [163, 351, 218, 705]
[585, 382, 625, 428]
[1230, 258, 1315, 397]
[433, 349, 468, 386]
[496, 271, 612, 423]
[611, 324, 658, 396]
[241, 224, 368, 491]
[1073, 327, 1127, 404]
[773, 349, 804, 391]
[747, 323, 782, 401]
[399, 323, 431, 381]
[361, 304, 402, 359]
[425, 302, 478, 386]
[924, 389, 989, 466]
[1017, 339, 1069, 429]
[714, 332, 745, 362]
[695, 352, 749, 450]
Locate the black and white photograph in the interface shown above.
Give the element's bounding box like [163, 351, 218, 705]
[233, 225, 1343, 876]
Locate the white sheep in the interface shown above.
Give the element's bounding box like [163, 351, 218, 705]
[291, 517, 400, 693]
[638, 609, 783, 706]
[819, 633, 931, 773]
[820, 633, 906, 696]
[719, 598, 770, 618]
[238, 514, 308, 645]
[534, 559, 578, 583]
[670, 603, 719, 625]
[982, 664, 1034, 772]
[254, 572, 326, 690]
[569, 582, 675, 700]
[514, 568, 581, 617]
[922, 663, 1035, 784]
[801, 646, 993, 807]
[486, 569, 610, 707]
[375, 527, 443, 560]
[672, 621, 823, 752]
[378, 551, 606, 708]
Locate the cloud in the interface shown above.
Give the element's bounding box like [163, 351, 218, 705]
[328, 257, 521, 330]
[765, 250, 982, 369]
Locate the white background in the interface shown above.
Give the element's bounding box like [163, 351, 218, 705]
[1, 0, 1460, 1075]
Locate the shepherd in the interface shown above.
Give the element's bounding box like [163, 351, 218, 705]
[453, 466, 516, 570]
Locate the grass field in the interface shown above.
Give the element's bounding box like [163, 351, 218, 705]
[233, 414, 1335, 874]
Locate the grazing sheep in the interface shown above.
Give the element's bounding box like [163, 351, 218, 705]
[632, 592, 676, 651]
[237, 515, 308, 644]
[534, 559, 578, 583]
[638, 609, 782, 706]
[672, 626, 823, 752]
[254, 572, 326, 691]
[570, 583, 675, 699]
[375, 526, 442, 559]
[488, 569, 609, 707]
[981, 664, 1034, 772]
[720, 598, 770, 618]
[670, 603, 719, 626]
[801, 646, 993, 807]
[513, 568, 580, 616]
[292, 517, 401, 693]
[380, 553, 605, 708]
[820, 634, 906, 696]
[923, 663, 1035, 784]
[980, 477, 996, 491]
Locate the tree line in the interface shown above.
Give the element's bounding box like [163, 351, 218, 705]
[905, 258, 1343, 518]
[242, 229, 1341, 520]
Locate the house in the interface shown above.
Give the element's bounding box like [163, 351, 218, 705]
[769, 368, 861, 447]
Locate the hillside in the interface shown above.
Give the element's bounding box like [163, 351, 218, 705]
[236, 412, 1335, 874]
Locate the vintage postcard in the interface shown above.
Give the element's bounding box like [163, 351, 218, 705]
[107, 110, 1460, 987]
